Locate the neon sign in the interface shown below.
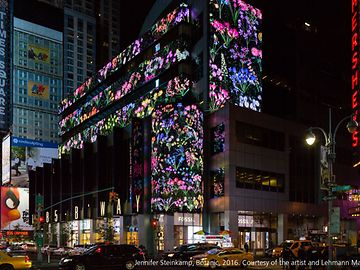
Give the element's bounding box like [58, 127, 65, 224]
[352, 0, 360, 166]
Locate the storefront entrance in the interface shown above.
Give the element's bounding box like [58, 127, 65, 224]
[238, 213, 277, 251]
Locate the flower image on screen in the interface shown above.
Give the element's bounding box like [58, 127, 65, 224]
[151, 103, 203, 212]
[209, 0, 262, 112]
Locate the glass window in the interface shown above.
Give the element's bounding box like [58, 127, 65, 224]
[236, 121, 285, 151]
[210, 168, 224, 198]
[67, 16, 74, 28]
[78, 18, 83, 31]
[236, 167, 284, 192]
[211, 123, 225, 155]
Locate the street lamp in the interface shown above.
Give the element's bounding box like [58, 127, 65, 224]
[305, 108, 358, 268]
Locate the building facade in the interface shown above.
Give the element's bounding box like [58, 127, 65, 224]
[29, 0, 359, 253]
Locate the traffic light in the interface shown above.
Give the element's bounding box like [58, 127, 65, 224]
[151, 219, 158, 229]
[39, 216, 45, 224]
[39, 216, 45, 230]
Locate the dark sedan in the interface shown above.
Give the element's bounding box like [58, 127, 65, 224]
[59, 244, 145, 270]
[162, 243, 219, 261]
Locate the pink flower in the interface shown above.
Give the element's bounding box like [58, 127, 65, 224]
[211, 20, 225, 34]
[228, 28, 239, 39]
[251, 47, 260, 57]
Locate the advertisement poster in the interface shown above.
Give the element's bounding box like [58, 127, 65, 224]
[2, 135, 10, 185]
[27, 44, 50, 63]
[10, 137, 58, 187]
[27, 81, 50, 99]
[1, 187, 31, 230]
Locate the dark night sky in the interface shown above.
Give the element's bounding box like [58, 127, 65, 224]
[119, 0, 157, 51]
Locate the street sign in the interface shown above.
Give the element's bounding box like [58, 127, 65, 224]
[330, 207, 340, 234]
[322, 195, 337, 201]
[332, 185, 352, 192]
[35, 194, 44, 209]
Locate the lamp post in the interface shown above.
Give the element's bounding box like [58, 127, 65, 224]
[305, 108, 358, 269]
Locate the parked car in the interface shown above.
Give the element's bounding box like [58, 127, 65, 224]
[41, 244, 57, 255]
[0, 250, 32, 269]
[68, 244, 93, 256]
[191, 247, 254, 269]
[162, 243, 219, 261]
[53, 247, 73, 256]
[20, 243, 37, 253]
[59, 244, 145, 270]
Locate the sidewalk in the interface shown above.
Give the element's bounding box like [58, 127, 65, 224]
[32, 262, 59, 270]
[31, 257, 60, 269]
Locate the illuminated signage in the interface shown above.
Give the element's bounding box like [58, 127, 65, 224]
[99, 199, 122, 217]
[347, 189, 360, 201]
[5, 230, 31, 236]
[238, 215, 269, 227]
[174, 213, 201, 226]
[0, 0, 9, 130]
[352, 0, 360, 165]
[348, 206, 360, 216]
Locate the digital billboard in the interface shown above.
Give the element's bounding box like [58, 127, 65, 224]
[7, 136, 58, 187]
[2, 134, 10, 184]
[209, 0, 262, 112]
[1, 187, 31, 230]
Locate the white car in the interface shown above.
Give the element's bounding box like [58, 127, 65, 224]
[68, 244, 92, 256]
[53, 247, 73, 256]
[41, 244, 57, 255]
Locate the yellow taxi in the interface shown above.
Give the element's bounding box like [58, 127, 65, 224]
[0, 250, 32, 269]
[289, 240, 313, 258]
[272, 240, 294, 257]
[191, 247, 254, 269]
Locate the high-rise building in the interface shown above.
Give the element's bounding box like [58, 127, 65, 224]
[38, 0, 125, 96]
[63, 0, 96, 96]
[12, 0, 63, 143]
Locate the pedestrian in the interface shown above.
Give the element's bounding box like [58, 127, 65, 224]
[244, 242, 249, 253]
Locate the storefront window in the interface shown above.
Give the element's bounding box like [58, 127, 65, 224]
[238, 213, 277, 250]
[173, 213, 202, 247]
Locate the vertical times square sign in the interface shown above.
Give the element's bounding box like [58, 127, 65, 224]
[352, 0, 360, 166]
[0, 0, 9, 131]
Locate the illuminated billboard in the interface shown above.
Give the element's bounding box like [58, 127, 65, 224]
[1, 187, 31, 230]
[209, 0, 262, 112]
[151, 103, 203, 212]
[2, 134, 10, 184]
[7, 136, 58, 187]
